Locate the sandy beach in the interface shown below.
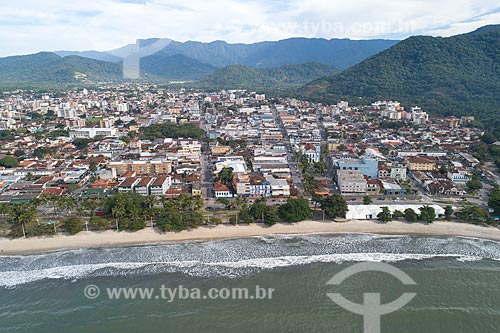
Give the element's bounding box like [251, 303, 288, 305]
[1, 220, 500, 255]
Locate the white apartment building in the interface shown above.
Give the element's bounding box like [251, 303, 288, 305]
[337, 170, 367, 195]
[70, 127, 117, 139]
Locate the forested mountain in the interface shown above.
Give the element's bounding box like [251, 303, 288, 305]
[139, 53, 218, 81]
[56, 37, 398, 71]
[0, 52, 126, 84]
[301, 25, 500, 128]
[198, 63, 339, 89]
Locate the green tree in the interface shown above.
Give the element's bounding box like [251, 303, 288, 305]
[393, 210, 404, 219]
[89, 216, 109, 230]
[72, 138, 94, 150]
[419, 206, 436, 224]
[0, 156, 19, 168]
[444, 205, 454, 220]
[321, 195, 348, 219]
[363, 196, 372, 205]
[64, 217, 83, 235]
[215, 167, 234, 187]
[404, 208, 418, 222]
[216, 197, 232, 210]
[57, 195, 76, 215]
[488, 185, 500, 214]
[119, 218, 146, 231]
[237, 203, 255, 224]
[377, 206, 392, 223]
[312, 193, 324, 207]
[14, 149, 25, 157]
[303, 173, 318, 195]
[8, 202, 37, 238]
[314, 160, 327, 175]
[89, 159, 98, 172]
[278, 198, 311, 223]
[264, 206, 280, 226]
[466, 178, 483, 192]
[455, 205, 494, 225]
[157, 213, 185, 232]
[250, 201, 268, 222]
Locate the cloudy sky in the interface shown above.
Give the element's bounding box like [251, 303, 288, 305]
[1, 0, 499, 56]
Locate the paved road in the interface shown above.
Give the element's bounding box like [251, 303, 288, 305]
[272, 107, 304, 195]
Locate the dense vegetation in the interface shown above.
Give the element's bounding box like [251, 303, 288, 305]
[198, 63, 339, 89]
[140, 123, 204, 140]
[301, 25, 500, 130]
[140, 53, 218, 81]
[0, 52, 128, 84]
[71, 37, 397, 69]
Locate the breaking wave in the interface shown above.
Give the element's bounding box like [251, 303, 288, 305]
[1, 233, 500, 287]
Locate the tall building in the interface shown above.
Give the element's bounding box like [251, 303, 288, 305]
[337, 170, 367, 195]
[336, 158, 379, 179]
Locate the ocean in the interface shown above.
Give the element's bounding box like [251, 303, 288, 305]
[1, 233, 500, 332]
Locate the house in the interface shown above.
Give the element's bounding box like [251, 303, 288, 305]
[191, 181, 202, 196]
[214, 181, 234, 198]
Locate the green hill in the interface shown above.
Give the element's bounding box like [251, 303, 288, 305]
[0, 52, 142, 85]
[199, 62, 339, 89]
[301, 25, 500, 129]
[140, 53, 218, 81]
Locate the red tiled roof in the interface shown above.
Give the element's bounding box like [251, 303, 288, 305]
[214, 181, 230, 192]
[42, 188, 65, 196]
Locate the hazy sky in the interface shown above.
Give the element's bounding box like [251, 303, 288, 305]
[1, 0, 499, 56]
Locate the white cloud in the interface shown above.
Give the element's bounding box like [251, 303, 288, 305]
[0, 0, 498, 56]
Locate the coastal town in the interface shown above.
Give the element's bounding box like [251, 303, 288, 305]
[0, 83, 499, 237]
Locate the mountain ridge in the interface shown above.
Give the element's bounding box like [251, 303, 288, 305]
[54, 37, 399, 70]
[197, 62, 339, 89]
[300, 25, 500, 128]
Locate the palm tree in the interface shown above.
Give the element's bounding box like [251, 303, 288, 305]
[112, 197, 127, 231]
[8, 203, 37, 238]
[57, 195, 76, 215]
[40, 194, 59, 215]
[81, 198, 101, 218]
[144, 195, 158, 209]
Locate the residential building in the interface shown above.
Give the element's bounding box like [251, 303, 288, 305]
[337, 170, 367, 195]
[407, 157, 436, 171]
[69, 127, 117, 139]
[336, 158, 379, 179]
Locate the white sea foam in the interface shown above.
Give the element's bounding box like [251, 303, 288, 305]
[0, 252, 490, 288]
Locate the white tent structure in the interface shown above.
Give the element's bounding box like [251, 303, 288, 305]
[346, 204, 445, 220]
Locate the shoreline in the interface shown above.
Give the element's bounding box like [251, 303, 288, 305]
[1, 220, 500, 255]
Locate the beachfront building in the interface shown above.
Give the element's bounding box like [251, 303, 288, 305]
[150, 176, 172, 197]
[346, 204, 445, 220]
[337, 170, 367, 195]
